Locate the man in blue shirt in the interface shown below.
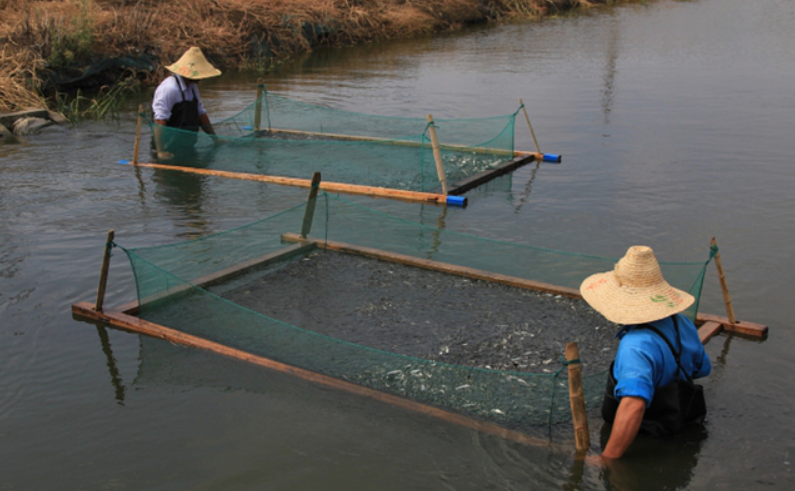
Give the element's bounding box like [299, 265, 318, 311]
[580, 245, 711, 461]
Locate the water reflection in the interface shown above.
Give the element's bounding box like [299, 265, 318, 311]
[148, 144, 224, 238]
[94, 324, 126, 406]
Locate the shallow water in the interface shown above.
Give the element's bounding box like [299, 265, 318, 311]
[2, 0, 794, 489]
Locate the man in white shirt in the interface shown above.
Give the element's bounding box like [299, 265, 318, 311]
[151, 47, 221, 161]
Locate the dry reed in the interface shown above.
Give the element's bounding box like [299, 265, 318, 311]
[0, 0, 626, 114]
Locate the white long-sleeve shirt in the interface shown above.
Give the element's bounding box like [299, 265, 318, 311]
[151, 75, 207, 122]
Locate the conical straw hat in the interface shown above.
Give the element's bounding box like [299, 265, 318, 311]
[579, 245, 694, 325]
[166, 47, 221, 80]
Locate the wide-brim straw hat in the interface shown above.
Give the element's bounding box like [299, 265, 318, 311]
[166, 47, 221, 80]
[579, 245, 695, 325]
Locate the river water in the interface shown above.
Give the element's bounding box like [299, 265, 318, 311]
[1, 0, 794, 489]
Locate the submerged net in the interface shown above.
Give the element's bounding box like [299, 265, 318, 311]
[144, 88, 518, 192]
[118, 194, 714, 428]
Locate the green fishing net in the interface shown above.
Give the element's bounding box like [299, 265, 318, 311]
[143, 89, 519, 192]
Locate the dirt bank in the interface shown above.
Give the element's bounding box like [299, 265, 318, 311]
[0, 0, 626, 113]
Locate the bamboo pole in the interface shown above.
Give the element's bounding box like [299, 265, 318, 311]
[254, 78, 264, 132]
[566, 342, 590, 453]
[711, 237, 737, 325]
[519, 98, 541, 155]
[95, 230, 115, 312]
[132, 105, 143, 164]
[301, 172, 322, 238]
[426, 114, 448, 195]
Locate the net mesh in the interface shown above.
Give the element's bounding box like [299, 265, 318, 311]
[145, 89, 518, 192]
[118, 194, 714, 428]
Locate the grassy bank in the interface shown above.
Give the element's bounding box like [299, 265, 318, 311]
[0, 0, 628, 115]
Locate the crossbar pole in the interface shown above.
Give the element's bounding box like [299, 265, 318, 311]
[301, 172, 321, 238]
[711, 237, 737, 324]
[95, 229, 115, 312]
[426, 114, 449, 195]
[129, 161, 460, 206]
[566, 342, 590, 453]
[519, 98, 541, 155]
[132, 105, 143, 164]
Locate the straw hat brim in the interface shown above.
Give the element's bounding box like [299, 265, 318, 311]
[580, 270, 695, 325]
[166, 47, 221, 80]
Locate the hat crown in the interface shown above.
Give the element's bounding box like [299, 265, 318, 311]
[166, 47, 221, 80]
[613, 245, 664, 288]
[578, 245, 696, 325]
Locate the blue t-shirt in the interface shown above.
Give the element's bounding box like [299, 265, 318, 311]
[613, 313, 711, 406]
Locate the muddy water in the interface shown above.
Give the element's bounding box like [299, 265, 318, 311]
[2, 0, 794, 489]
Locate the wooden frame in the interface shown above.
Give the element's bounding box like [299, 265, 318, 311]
[129, 99, 550, 202]
[72, 226, 768, 451]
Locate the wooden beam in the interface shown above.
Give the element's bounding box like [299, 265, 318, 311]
[519, 98, 541, 154]
[130, 161, 456, 206]
[426, 114, 448, 195]
[696, 313, 768, 340]
[447, 154, 536, 196]
[697, 321, 723, 344]
[566, 342, 590, 453]
[711, 237, 737, 324]
[71, 301, 560, 450]
[95, 230, 115, 312]
[282, 234, 582, 298]
[301, 172, 321, 238]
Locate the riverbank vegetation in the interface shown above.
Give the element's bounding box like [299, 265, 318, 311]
[0, 0, 629, 116]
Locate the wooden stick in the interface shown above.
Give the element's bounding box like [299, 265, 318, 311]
[71, 301, 560, 450]
[301, 172, 321, 238]
[711, 237, 737, 324]
[131, 161, 455, 206]
[426, 115, 448, 195]
[132, 105, 143, 165]
[566, 342, 590, 453]
[254, 79, 264, 132]
[95, 230, 115, 312]
[519, 98, 541, 155]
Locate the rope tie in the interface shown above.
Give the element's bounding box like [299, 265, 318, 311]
[559, 355, 580, 366]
